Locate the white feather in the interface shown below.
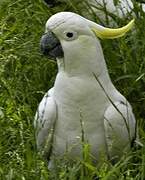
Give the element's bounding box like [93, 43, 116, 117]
[36, 12, 137, 163]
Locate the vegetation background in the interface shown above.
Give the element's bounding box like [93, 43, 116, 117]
[0, 0, 145, 179]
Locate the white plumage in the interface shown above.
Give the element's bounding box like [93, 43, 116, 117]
[87, 0, 145, 18]
[35, 12, 136, 164]
[44, 0, 145, 22]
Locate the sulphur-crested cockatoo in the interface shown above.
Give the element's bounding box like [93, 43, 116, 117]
[35, 12, 136, 164]
[43, 0, 145, 21]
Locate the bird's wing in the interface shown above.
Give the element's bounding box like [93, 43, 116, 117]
[104, 101, 136, 162]
[34, 87, 57, 157]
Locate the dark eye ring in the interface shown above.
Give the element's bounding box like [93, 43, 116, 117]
[64, 31, 77, 41]
[66, 32, 74, 38]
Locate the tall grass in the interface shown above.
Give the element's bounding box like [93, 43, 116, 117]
[0, 0, 145, 179]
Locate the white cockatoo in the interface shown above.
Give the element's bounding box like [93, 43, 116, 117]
[43, 0, 145, 21]
[35, 12, 137, 165]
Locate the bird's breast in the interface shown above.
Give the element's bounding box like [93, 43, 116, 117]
[54, 72, 107, 104]
[51, 72, 109, 158]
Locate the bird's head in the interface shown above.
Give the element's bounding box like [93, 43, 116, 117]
[40, 12, 134, 74]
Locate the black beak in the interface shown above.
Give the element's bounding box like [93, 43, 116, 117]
[40, 31, 64, 59]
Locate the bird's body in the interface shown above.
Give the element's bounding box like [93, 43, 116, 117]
[49, 72, 135, 161]
[44, 0, 145, 21]
[35, 12, 136, 164]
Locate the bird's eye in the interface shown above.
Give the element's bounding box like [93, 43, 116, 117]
[64, 31, 77, 41]
[66, 32, 74, 38]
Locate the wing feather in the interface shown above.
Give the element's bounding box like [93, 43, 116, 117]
[34, 88, 57, 154]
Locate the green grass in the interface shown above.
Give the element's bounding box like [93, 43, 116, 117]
[0, 0, 145, 179]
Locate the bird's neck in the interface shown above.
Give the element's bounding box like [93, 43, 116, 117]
[56, 41, 109, 79]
